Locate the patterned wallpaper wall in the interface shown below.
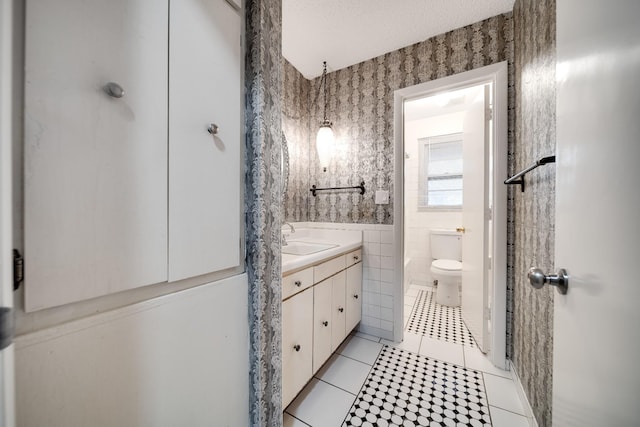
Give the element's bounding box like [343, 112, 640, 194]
[282, 60, 310, 222]
[511, 1, 556, 426]
[282, 14, 514, 225]
[245, 0, 284, 425]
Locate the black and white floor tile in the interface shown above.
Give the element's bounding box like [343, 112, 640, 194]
[342, 345, 492, 426]
[407, 290, 477, 347]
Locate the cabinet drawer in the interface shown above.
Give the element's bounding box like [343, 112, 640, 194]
[346, 248, 362, 267]
[314, 255, 346, 284]
[283, 267, 314, 300]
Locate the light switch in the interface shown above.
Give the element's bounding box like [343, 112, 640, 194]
[375, 190, 389, 204]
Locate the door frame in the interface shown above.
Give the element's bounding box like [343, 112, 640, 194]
[0, 0, 16, 424]
[392, 62, 508, 369]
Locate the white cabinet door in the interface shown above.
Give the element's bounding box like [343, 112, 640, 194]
[330, 271, 347, 352]
[345, 262, 363, 333]
[168, 0, 242, 281]
[282, 288, 313, 409]
[24, 0, 169, 311]
[312, 279, 332, 374]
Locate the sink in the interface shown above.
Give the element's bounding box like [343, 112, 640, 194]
[282, 241, 338, 255]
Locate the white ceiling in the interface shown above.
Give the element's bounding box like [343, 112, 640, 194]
[283, 0, 515, 79]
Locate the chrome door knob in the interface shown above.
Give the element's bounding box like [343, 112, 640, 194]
[207, 123, 219, 135]
[104, 82, 125, 98]
[527, 268, 569, 294]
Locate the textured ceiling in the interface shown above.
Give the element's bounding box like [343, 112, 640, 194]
[283, 0, 515, 78]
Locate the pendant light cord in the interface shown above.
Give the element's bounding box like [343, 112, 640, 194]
[322, 61, 328, 122]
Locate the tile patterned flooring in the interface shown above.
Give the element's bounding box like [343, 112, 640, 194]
[406, 289, 477, 347]
[284, 285, 530, 427]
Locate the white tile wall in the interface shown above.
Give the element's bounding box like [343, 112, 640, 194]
[404, 115, 464, 287]
[295, 222, 397, 340]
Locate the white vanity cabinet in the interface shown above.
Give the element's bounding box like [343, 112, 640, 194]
[282, 247, 363, 408]
[330, 270, 347, 352]
[345, 262, 363, 334]
[24, 0, 242, 311]
[312, 279, 332, 374]
[282, 287, 313, 409]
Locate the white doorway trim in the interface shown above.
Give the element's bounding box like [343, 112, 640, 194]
[1, 0, 17, 424]
[392, 62, 508, 369]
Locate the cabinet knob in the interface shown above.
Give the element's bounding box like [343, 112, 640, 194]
[104, 82, 125, 98]
[353, 255, 359, 261]
[293, 344, 301, 352]
[338, 307, 344, 313]
[353, 294, 359, 299]
[322, 321, 328, 327]
[207, 123, 219, 135]
[294, 280, 302, 287]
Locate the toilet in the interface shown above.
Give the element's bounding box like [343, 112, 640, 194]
[430, 229, 462, 307]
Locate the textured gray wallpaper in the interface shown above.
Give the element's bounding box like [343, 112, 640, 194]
[245, 0, 284, 425]
[512, 1, 556, 426]
[282, 60, 311, 223]
[284, 14, 515, 225]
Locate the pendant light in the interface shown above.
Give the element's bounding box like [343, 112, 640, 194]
[316, 61, 335, 172]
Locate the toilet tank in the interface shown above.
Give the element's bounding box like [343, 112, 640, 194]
[430, 229, 462, 261]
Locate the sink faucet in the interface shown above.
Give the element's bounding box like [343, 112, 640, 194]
[282, 222, 295, 247]
[283, 222, 295, 234]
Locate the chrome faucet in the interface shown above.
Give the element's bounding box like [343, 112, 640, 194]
[283, 222, 295, 234]
[282, 222, 295, 247]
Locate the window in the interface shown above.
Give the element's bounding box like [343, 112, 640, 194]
[418, 133, 463, 209]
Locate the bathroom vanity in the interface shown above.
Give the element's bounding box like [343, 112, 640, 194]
[281, 228, 363, 408]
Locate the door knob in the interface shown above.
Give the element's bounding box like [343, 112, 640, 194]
[104, 82, 125, 98]
[207, 123, 219, 135]
[456, 227, 465, 233]
[527, 268, 569, 294]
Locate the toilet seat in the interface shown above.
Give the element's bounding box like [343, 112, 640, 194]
[432, 259, 462, 271]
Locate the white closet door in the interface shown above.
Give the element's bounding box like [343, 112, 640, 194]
[24, 0, 169, 311]
[168, 0, 242, 281]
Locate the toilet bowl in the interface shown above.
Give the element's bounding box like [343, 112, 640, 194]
[431, 259, 462, 307]
[429, 230, 462, 307]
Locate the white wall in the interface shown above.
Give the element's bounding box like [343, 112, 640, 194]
[403, 113, 463, 287]
[15, 275, 249, 427]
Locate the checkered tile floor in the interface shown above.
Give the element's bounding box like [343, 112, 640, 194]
[406, 290, 477, 347]
[342, 345, 491, 426]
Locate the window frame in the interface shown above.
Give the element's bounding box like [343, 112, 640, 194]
[417, 132, 464, 211]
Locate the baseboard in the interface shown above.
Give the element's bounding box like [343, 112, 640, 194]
[509, 360, 539, 427]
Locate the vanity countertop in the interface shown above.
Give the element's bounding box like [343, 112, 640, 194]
[281, 228, 362, 275]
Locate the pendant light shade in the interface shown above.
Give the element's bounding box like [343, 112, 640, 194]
[316, 120, 335, 172]
[316, 61, 334, 172]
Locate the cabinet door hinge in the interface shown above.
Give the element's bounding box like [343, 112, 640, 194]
[486, 107, 493, 121]
[14, 249, 24, 291]
[0, 306, 14, 351]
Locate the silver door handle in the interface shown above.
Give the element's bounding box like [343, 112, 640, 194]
[103, 82, 125, 98]
[527, 268, 569, 294]
[207, 123, 219, 135]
